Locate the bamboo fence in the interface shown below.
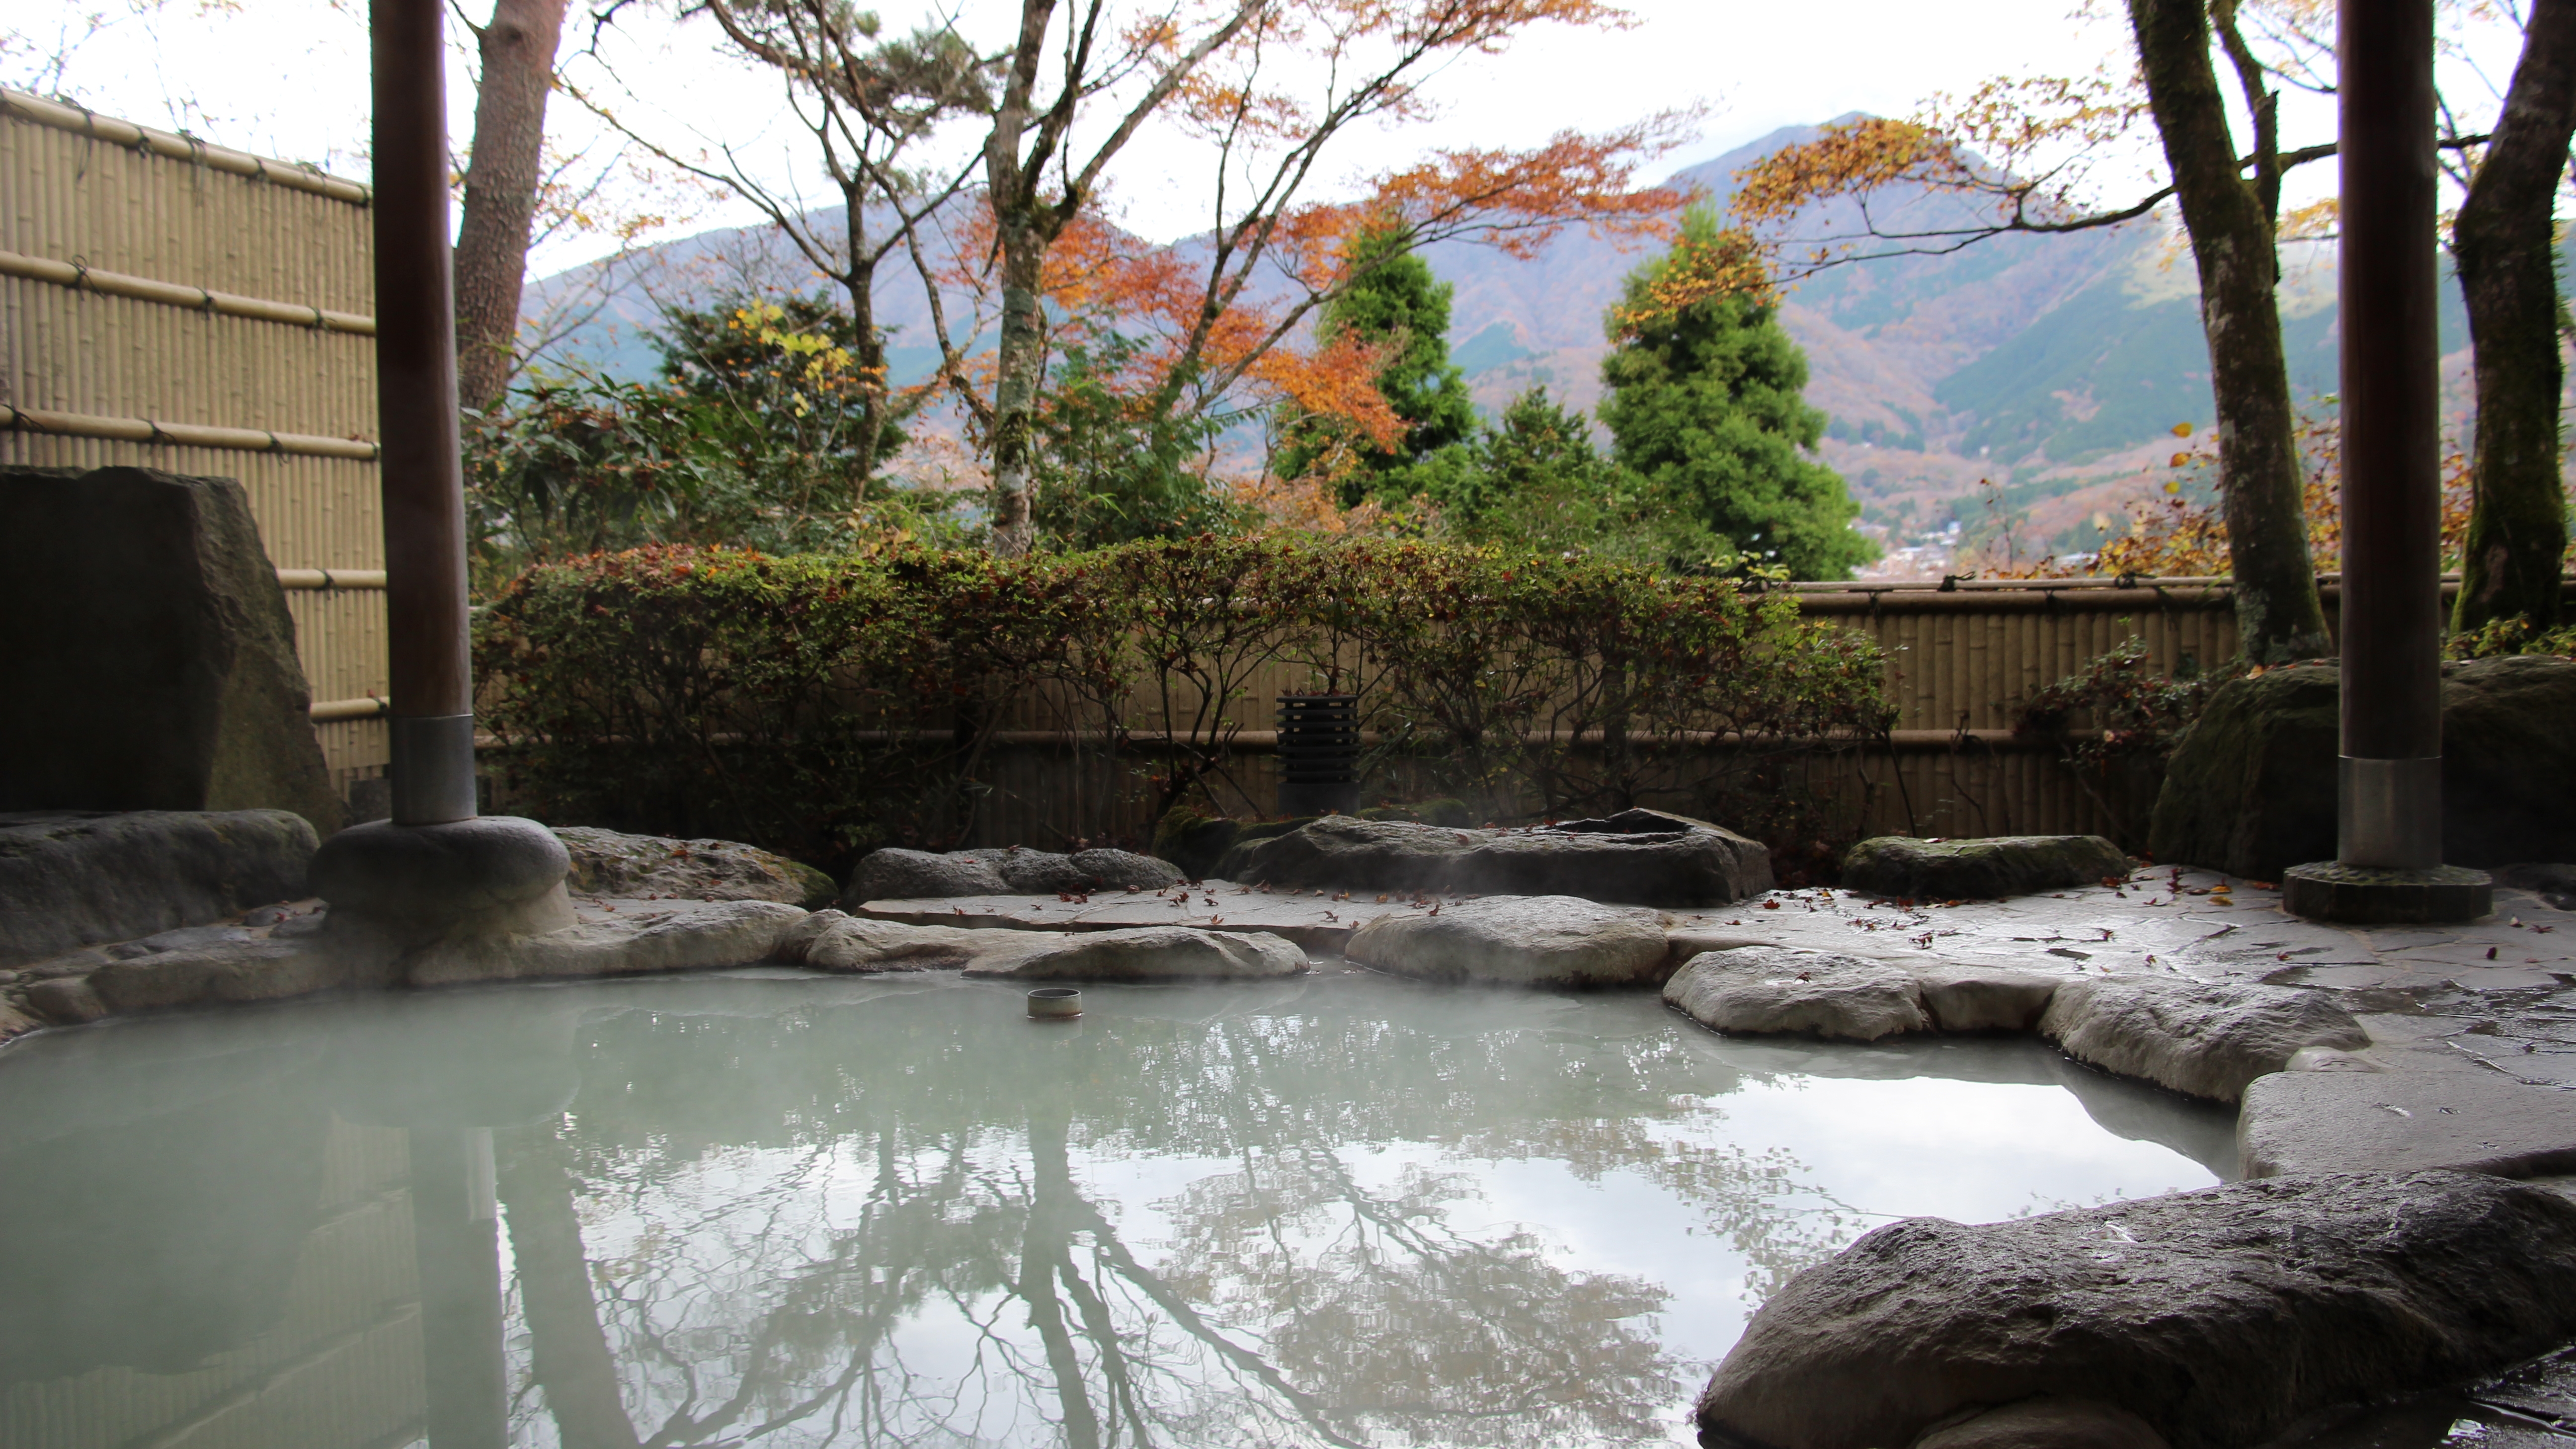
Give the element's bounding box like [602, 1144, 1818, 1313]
[1, 88, 391, 799]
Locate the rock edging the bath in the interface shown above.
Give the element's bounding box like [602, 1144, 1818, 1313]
[844, 845, 1182, 904]
[1839, 834, 2133, 901]
[1347, 895, 1674, 987]
[556, 825, 836, 908]
[1661, 950, 2366, 1103]
[1693, 1170, 2576, 1449]
[1214, 810, 1773, 907]
[0, 809, 319, 966]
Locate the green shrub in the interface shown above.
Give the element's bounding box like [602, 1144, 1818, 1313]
[475, 537, 1894, 876]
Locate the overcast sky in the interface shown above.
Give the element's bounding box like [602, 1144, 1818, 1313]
[6, 0, 2526, 276]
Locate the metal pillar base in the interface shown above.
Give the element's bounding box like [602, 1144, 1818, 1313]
[2336, 756, 2442, 869]
[391, 713, 480, 824]
[2282, 860, 2491, 924]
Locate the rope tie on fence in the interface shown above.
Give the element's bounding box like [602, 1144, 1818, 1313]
[263, 430, 284, 453]
[67, 255, 91, 291]
[143, 417, 173, 446]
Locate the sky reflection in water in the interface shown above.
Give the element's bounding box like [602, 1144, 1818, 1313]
[0, 967, 2233, 1449]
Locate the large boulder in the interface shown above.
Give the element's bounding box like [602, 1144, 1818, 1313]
[555, 825, 835, 907]
[1069, 848, 1184, 890]
[1663, 948, 1932, 1041]
[0, 467, 339, 836]
[845, 845, 1187, 904]
[2037, 975, 2368, 1103]
[0, 809, 318, 966]
[845, 848, 1011, 903]
[776, 910, 1054, 971]
[1346, 895, 1672, 987]
[1214, 809, 1771, 906]
[2151, 656, 2576, 879]
[961, 925, 1308, 980]
[1840, 835, 2132, 900]
[1694, 1170, 2576, 1449]
[403, 899, 808, 986]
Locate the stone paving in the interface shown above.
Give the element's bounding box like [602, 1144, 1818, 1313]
[861, 863, 2576, 1182]
[866, 865, 2576, 1082]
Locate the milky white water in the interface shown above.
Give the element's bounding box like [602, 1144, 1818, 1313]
[0, 966, 2233, 1449]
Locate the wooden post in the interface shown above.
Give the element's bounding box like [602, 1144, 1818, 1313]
[372, 0, 478, 823]
[2336, 0, 2444, 869]
[2287, 0, 2491, 921]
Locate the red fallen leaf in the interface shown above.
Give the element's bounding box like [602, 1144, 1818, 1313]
[1762, 900, 1781, 910]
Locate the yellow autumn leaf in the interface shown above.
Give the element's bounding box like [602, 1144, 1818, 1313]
[2169, 452, 2190, 468]
[2171, 422, 2194, 437]
[2165, 481, 2183, 494]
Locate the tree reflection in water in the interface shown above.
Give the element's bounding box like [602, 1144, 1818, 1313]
[455, 973, 2206, 1449]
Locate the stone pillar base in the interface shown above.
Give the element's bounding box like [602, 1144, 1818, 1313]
[2282, 861, 2492, 924]
[308, 816, 572, 980]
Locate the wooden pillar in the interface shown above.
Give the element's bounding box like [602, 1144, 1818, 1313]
[372, 0, 478, 823]
[2336, 0, 2444, 869]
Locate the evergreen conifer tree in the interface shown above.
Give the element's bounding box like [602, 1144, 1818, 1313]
[1599, 207, 1876, 580]
[1275, 221, 1479, 506]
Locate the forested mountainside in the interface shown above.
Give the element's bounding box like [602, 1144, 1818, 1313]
[526, 119, 2476, 562]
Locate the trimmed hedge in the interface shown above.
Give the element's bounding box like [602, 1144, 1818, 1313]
[475, 537, 1893, 877]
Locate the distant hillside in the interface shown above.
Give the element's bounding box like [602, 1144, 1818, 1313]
[524, 118, 2481, 572]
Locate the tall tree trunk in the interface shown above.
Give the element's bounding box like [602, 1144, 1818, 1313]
[2453, 0, 2576, 633]
[2128, 0, 2333, 662]
[454, 0, 569, 418]
[839, 184, 892, 489]
[987, 226, 1048, 556]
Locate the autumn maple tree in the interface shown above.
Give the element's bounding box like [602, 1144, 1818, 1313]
[923, 0, 1690, 554]
[1701, 1, 2565, 658]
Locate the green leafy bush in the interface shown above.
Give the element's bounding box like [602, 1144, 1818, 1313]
[475, 537, 1894, 876]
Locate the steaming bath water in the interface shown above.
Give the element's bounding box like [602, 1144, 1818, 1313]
[0, 966, 2232, 1448]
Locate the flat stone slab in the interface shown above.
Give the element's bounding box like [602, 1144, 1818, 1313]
[858, 880, 1422, 950]
[2239, 1070, 2576, 1177]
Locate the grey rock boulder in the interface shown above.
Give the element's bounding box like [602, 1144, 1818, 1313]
[2495, 861, 2576, 911]
[0, 809, 318, 966]
[776, 910, 1050, 972]
[2038, 975, 2368, 1103]
[2151, 656, 2576, 879]
[1693, 1171, 2576, 1449]
[960, 846, 1095, 894]
[1915, 966, 2061, 1033]
[554, 825, 835, 907]
[1348, 895, 1674, 987]
[846, 848, 1011, 904]
[1841, 835, 2133, 901]
[1664, 948, 1931, 1041]
[845, 845, 1182, 902]
[961, 925, 1307, 980]
[0, 467, 340, 836]
[1912, 1398, 2171, 1449]
[85, 937, 339, 1012]
[1215, 809, 1772, 906]
[405, 899, 808, 987]
[1070, 848, 1185, 890]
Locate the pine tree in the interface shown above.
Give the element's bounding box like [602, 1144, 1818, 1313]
[1276, 221, 1480, 506]
[1598, 207, 1876, 580]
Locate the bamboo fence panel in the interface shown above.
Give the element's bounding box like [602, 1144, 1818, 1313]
[1, 89, 388, 798]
